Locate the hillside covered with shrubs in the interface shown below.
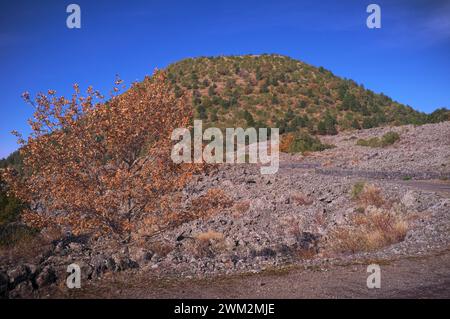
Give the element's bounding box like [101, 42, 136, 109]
[166, 54, 449, 134]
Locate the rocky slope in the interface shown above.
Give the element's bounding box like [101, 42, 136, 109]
[313, 121, 450, 176]
[1, 122, 449, 298]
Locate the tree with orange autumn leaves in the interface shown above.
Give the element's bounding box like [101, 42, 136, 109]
[3, 71, 201, 239]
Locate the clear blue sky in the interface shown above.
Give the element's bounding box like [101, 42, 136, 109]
[1, 0, 449, 158]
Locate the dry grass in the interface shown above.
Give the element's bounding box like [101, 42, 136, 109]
[133, 188, 233, 240]
[291, 193, 313, 206]
[279, 133, 295, 153]
[231, 200, 250, 217]
[192, 230, 225, 258]
[332, 183, 407, 254]
[196, 230, 224, 242]
[329, 207, 408, 254]
[358, 185, 385, 208]
[351, 182, 386, 209]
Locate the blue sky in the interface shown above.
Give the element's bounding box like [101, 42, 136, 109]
[1, 0, 449, 158]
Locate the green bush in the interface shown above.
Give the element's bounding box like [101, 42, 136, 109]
[380, 131, 400, 146]
[428, 108, 450, 123]
[0, 223, 38, 247]
[317, 113, 338, 135]
[356, 131, 400, 148]
[285, 132, 334, 154]
[0, 190, 23, 225]
[0, 177, 33, 248]
[351, 181, 366, 199]
[0, 173, 24, 226]
[0, 151, 30, 247]
[356, 137, 380, 147]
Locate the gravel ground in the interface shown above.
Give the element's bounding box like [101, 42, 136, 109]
[49, 248, 450, 299]
[315, 121, 450, 175]
[2, 121, 450, 298]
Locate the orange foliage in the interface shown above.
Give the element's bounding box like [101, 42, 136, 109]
[3, 71, 199, 238]
[190, 188, 233, 220]
[279, 133, 295, 153]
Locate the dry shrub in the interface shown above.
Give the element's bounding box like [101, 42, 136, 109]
[135, 215, 161, 239]
[147, 241, 174, 258]
[359, 185, 385, 208]
[291, 193, 313, 206]
[193, 230, 224, 258]
[280, 133, 295, 153]
[352, 183, 386, 209]
[134, 189, 232, 240]
[196, 230, 224, 241]
[134, 193, 189, 239]
[190, 188, 233, 220]
[40, 225, 64, 242]
[231, 200, 250, 217]
[329, 207, 408, 254]
[284, 220, 320, 260]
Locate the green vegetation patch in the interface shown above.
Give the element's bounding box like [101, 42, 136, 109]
[356, 131, 400, 148]
[0, 223, 38, 247]
[283, 132, 335, 154]
[164, 55, 447, 134]
[0, 150, 33, 247]
[351, 181, 366, 199]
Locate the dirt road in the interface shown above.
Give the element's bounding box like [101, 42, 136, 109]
[278, 160, 450, 196]
[59, 248, 450, 299]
